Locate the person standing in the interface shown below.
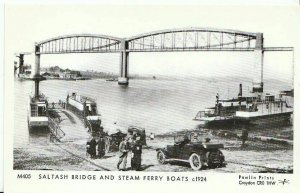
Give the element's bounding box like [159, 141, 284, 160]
[97, 137, 105, 158]
[131, 136, 143, 171]
[132, 130, 138, 141]
[117, 137, 129, 171]
[241, 129, 248, 146]
[150, 133, 155, 140]
[88, 137, 97, 158]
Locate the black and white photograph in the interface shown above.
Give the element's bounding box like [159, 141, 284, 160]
[3, 4, 300, 193]
[11, 5, 296, 172]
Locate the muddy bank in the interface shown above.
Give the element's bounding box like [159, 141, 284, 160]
[155, 128, 292, 152]
[14, 144, 86, 170]
[14, 108, 293, 172]
[14, 132, 293, 173]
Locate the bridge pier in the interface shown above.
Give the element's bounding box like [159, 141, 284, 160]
[252, 33, 264, 93]
[33, 45, 41, 98]
[118, 40, 129, 86]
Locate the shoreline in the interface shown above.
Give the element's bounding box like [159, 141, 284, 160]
[13, 128, 293, 172]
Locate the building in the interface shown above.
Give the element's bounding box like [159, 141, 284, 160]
[62, 71, 82, 79]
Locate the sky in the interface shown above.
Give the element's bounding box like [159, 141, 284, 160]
[6, 5, 299, 84]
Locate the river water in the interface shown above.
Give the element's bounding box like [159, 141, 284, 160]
[14, 77, 293, 148]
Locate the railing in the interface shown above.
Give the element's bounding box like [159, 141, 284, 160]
[194, 110, 236, 120]
[81, 95, 96, 103]
[239, 100, 290, 114]
[30, 94, 47, 103]
[49, 117, 65, 140]
[194, 111, 206, 119]
[48, 101, 66, 109]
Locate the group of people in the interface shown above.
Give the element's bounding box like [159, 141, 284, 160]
[117, 134, 143, 171]
[86, 132, 145, 171]
[86, 136, 106, 159]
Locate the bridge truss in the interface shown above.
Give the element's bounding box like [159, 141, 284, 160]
[23, 27, 293, 93]
[36, 28, 264, 54]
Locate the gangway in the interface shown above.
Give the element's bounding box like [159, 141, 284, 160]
[49, 117, 65, 140]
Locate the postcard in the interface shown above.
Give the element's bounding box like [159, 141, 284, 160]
[4, 4, 300, 193]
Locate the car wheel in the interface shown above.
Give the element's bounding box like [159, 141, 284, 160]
[207, 151, 223, 168]
[157, 150, 166, 164]
[189, 153, 202, 170]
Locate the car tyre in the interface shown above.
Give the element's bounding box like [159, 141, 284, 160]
[189, 153, 202, 170]
[206, 152, 215, 168]
[157, 150, 166, 164]
[218, 150, 224, 168]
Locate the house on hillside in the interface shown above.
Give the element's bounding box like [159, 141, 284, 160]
[42, 72, 60, 79]
[41, 72, 51, 78]
[62, 70, 82, 79]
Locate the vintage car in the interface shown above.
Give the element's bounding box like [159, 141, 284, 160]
[156, 132, 225, 170]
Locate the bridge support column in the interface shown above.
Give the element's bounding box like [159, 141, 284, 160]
[33, 45, 41, 98]
[118, 40, 129, 86]
[252, 33, 264, 93]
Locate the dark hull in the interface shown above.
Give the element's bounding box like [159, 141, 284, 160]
[234, 112, 293, 126]
[205, 119, 235, 128]
[202, 112, 292, 128]
[28, 125, 49, 133]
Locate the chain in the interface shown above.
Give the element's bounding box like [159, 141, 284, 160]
[53, 142, 111, 171]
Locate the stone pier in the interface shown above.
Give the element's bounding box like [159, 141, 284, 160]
[118, 40, 129, 86]
[252, 33, 264, 93]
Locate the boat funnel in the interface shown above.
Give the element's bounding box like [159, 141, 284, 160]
[238, 84, 242, 97]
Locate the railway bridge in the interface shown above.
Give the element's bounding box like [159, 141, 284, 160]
[15, 27, 293, 97]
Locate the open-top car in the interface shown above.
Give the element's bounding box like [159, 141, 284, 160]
[156, 132, 225, 170]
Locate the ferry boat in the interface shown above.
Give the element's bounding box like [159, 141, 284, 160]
[27, 94, 49, 129]
[105, 78, 117, 82]
[66, 92, 102, 133]
[193, 84, 293, 126]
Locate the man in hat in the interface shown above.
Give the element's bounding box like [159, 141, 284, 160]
[131, 135, 143, 171]
[117, 137, 129, 171]
[88, 136, 97, 158]
[205, 138, 211, 143]
[97, 136, 106, 158]
[241, 129, 248, 146]
[150, 133, 155, 140]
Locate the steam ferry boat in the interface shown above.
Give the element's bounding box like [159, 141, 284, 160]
[66, 92, 102, 133]
[27, 74, 50, 130]
[193, 84, 293, 126]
